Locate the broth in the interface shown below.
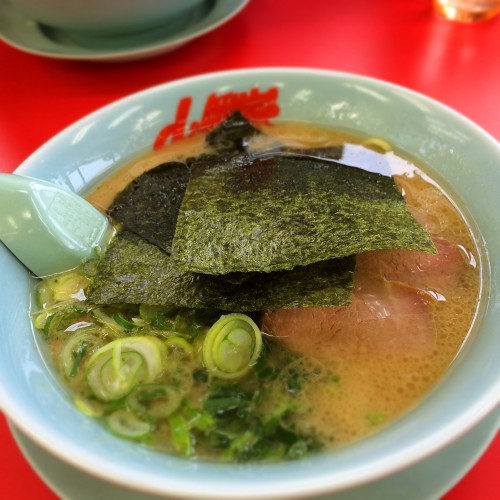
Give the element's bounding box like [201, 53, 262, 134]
[32, 121, 481, 461]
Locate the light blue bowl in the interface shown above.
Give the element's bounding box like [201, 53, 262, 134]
[0, 69, 499, 499]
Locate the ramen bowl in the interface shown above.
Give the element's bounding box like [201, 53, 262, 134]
[0, 69, 499, 499]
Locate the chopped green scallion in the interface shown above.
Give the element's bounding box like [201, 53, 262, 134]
[70, 340, 89, 378]
[202, 314, 262, 380]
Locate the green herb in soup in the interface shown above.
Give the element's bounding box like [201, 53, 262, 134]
[32, 287, 325, 460]
[31, 114, 480, 463]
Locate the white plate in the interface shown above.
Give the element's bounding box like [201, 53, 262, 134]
[9, 410, 500, 500]
[0, 0, 248, 62]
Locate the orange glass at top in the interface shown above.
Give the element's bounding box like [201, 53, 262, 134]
[433, 0, 500, 22]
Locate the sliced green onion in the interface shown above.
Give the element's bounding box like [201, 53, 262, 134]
[60, 331, 103, 379]
[92, 308, 126, 334]
[74, 396, 105, 418]
[86, 337, 166, 401]
[82, 259, 99, 278]
[182, 404, 215, 432]
[131, 317, 148, 327]
[50, 271, 89, 302]
[106, 409, 152, 440]
[203, 314, 262, 380]
[113, 312, 137, 330]
[139, 304, 178, 322]
[103, 352, 144, 397]
[287, 439, 309, 459]
[70, 341, 88, 378]
[126, 384, 182, 419]
[35, 281, 54, 309]
[33, 310, 50, 330]
[223, 430, 259, 461]
[165, 336, 193, 357]
[43, 313, 55, 337]
[71, 303, 92, 315]
[87, 350, 143, 401]
[168, 413, 194, 456]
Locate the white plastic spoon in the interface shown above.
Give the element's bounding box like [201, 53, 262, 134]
[0, 173, 113, 277]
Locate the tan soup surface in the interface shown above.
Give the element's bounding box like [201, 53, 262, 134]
[37, 121, 480, 458]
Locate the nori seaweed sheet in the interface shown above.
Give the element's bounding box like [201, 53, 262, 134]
[107, 113, 260, 253]
[206, 111, 261, 153]
[108, 162, 190, 253]
[87, 231, 355, 311]
[171, 154, 435, 275]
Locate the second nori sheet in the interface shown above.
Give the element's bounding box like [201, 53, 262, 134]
[108, 161, 190, 253]
[87, 231, 355, 311]
[205, 111, 261, 153]
[171, 154, 435, 275]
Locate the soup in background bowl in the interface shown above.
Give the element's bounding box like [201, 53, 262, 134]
[0, 68, 499, 498]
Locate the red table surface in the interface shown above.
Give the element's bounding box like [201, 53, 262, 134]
[0, 0, 498, 498]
